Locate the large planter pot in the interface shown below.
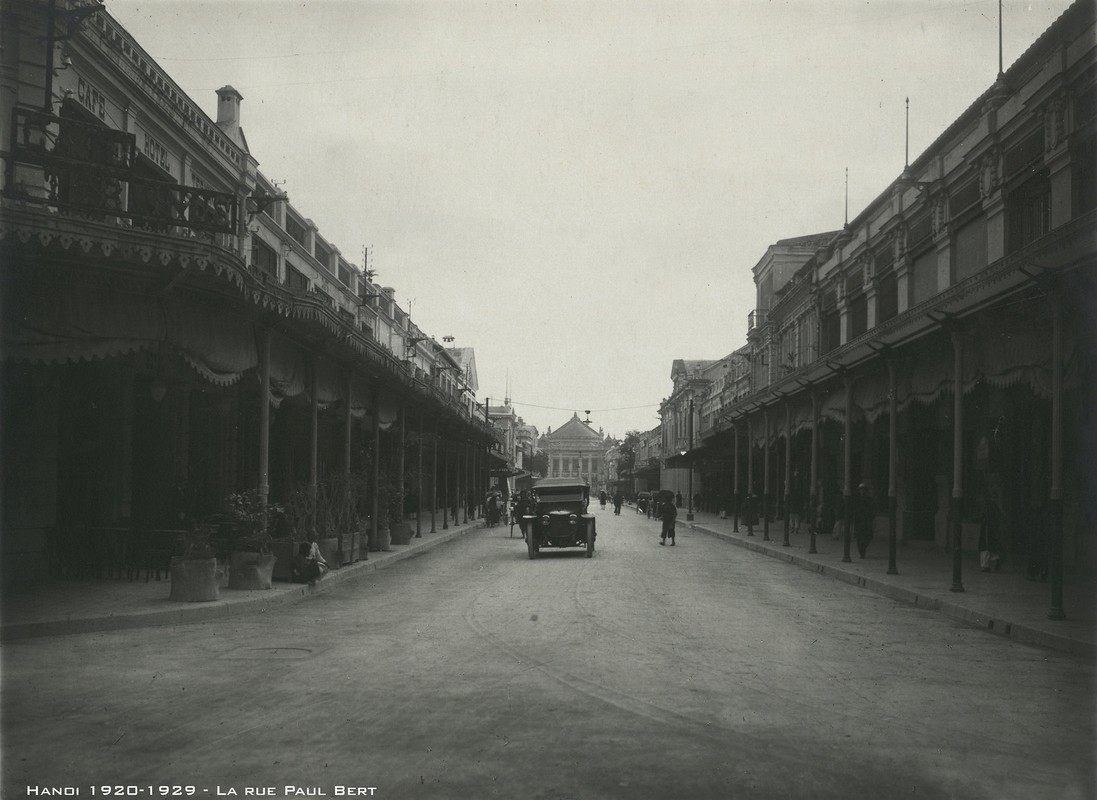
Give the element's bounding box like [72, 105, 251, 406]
[269, 540, 296, 581]
[169, 556, 222, 602]
[369, 523, 392, 552]
[316, 537, 340, 569]
[389, 522, 413, 546]
[227, 551, 277, 590]
[345, 532, 362, 564]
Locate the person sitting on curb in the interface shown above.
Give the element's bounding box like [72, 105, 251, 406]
[293, 535, 329, 585]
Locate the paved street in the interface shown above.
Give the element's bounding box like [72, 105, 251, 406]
[2, 506, 1094, 800]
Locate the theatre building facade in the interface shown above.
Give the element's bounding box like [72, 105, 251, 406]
[675, 1, 1096, 613]
[1, 0, 495, 587]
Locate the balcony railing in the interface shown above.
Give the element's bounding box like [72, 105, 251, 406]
[5, 106, 238, 237]
[747, 308, 768, 335]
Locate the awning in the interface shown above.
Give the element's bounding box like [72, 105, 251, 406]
[490, 465, 525, 477]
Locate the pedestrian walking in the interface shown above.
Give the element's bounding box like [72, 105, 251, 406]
[599, 489, 607, 509]
[853, 482, 873, 558]
[675, 491, 683, 509]
[743, 492, 759, 527]
[613, 491, 623, 515]
[659, 495, 677, 546]
[515, 491, 532, 541]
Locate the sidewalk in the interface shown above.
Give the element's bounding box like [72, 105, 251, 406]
[671, 507, 1096, 660]
[3, 512, 1094, 659]
[0, 519, 484, 642]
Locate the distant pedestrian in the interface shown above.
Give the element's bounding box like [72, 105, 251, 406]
[693, 492, 702, 513]
[660, 497, 677, 546]
[515, 491, 532, 540]
[743, 492, 759, 527]
[675, 491, 683, 509]
[853, 483, 873, 558]
[613, 491, 623, 515]
[816, 482, 838, 540]
[599, 489, 607, 509]
[979, 490, 1003, 572]
[789, 472, 803, 534]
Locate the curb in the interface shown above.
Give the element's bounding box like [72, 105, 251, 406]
[0, 523, 482, 641]
[688, 522, 1096, 661]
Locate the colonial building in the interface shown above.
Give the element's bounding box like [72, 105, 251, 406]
[1, 0, 496, 586]
[677, 0, 1096, 616]
[538, 414, 610, 494]
[630, 426, 664, 497]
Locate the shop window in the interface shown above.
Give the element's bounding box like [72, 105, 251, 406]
[848, 292, 867, 340]
[877, 268, 898, 323]
[1073, 133, 1096, 216]
[285, 214, 307, 248]
[820, 297, 840, 355]
[315, 240, 332, 270]
[286, 265, 309, 293]
[953, 214, 987, 282]
[910, 248, 937, 306]
[949, 178, 981, 220]
[908, 212, 933, 253]
[1006, 170, 1050, 254]
[251, 238, 278, 278]
[1003, 130, 1044, 180]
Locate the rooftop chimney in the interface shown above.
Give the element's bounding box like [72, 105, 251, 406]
[215, 85, 243, 142]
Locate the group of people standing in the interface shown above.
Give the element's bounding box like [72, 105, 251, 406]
[599, 489, 625, 515]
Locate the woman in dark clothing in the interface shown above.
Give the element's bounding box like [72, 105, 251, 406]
[660, 497, 677, 546]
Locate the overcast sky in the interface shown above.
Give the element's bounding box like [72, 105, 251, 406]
[105, 0, 1070, 439]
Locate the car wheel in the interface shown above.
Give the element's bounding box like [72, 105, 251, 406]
[585, 523, 594, 558]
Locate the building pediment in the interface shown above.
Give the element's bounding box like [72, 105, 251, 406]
[543, 413, 602, 442]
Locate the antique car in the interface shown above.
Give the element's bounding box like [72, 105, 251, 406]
[635, 490, 652, 514]
[523, 477, 596, 559]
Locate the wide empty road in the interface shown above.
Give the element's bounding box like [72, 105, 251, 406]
[3, 506, 1094, 800]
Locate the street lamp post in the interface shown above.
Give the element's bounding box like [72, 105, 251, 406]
[686, 396, 694, 522]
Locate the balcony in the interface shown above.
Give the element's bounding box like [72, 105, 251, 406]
[747, 308, 768, 337]
[5, 106, 238, 238]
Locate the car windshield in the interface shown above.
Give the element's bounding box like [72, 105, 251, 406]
[536, 489, 586, 504]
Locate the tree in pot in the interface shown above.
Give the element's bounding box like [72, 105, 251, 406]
[315, 473, 366, 565]
[370, 469, 398, 551]
[222, 491, 279, 590]
[387, 472, 413, 545]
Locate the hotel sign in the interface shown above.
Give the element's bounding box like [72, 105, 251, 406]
[137, 127, 176, 178]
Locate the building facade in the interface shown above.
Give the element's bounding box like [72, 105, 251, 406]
[1, 0, 497, 586]
[674, 1, 1096, 614]
[538, 414, 610, 494]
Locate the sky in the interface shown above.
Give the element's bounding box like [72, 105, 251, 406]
[103, 0, 1071, 439]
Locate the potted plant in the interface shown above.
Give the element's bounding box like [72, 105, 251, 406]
[223, 491, 279, 590]
[168, 524, 223, 602]
[370, 470, 399, 551]
[269, 497, 300, 582]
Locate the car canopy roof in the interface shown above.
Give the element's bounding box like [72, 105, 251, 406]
[533, 477, 590, 491]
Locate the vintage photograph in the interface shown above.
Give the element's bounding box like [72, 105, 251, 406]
[1, 0, 1094, 797]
